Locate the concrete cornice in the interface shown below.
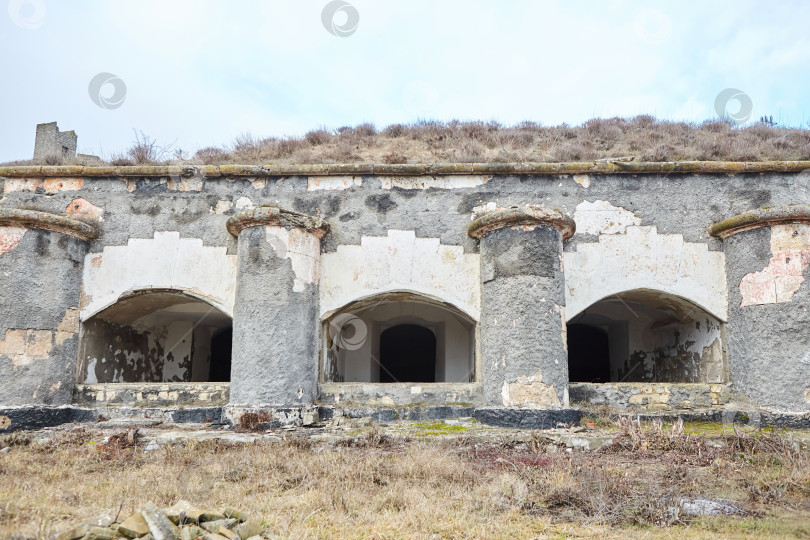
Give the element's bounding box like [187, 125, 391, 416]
[1, 161, 810, 178]
[0, 208, 99, 240]
[468, 206, 576, 240]
[226, 206, 329, 238]
[709, 205, 810, 239]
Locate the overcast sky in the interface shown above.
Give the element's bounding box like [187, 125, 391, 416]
[1, 0, 808, 162]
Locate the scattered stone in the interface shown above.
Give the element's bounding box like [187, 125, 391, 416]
[217, 525, 237, 539]
[220, 507, 247, 522]
[81, 526, 117, 540]
[55, 524, 90, 540]
[118, 512, 150, 538]
[141, 502, 180, 540]
[235, 520, 263, 538]
[200, 519, 237, 533]
[165, 500, 204, 525]
[143, 440, 162, 452]
[199, 510, 226, 522]
[179, 526, 205, 540]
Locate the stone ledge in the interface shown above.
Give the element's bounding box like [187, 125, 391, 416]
[226, 206, 329, 238]
[570, 382, 731, 411]
[0, 208, 99, 240]
[74, 383, 230, 407]
[2, 160, 810, 178]
[468, 205, 575, 239]
[709, 205, 810, 239]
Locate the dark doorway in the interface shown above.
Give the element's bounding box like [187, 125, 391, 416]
[209, 328, 233, 382]
[567, 324, 610, 382]
[379, 324, 436, 382]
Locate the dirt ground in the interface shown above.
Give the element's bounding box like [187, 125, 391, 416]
[1, 418, 809, 539]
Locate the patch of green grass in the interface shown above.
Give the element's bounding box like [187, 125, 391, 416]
[410, 420, 473, 436]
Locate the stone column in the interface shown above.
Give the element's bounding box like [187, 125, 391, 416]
[226, 207, 328, 406]
[0, 208, 98, 406]
[710, 206, 810, 411]
[468, 206, 575, 407]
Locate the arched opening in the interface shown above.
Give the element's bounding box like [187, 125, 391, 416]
[567, 289, 727, 383]
[79, 290, 232, 383]
[323, 292, 476, 383]
[379, 324, 437, 383]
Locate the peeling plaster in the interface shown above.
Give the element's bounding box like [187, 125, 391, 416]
[307, 176, 362, 191]
[501, 370, 562, 408]
[166, 177, 204, 192]
[81, 232, 236, 320]
[319, 230, 481, 320]
[565, 226, 728, 321]
[265, 226, 321, 293]
[380, 175, 489, 190]
[3, 177, 83, 194]
[573, 200, 641, 235]
[573, 174, 590, 188]
[739, 223, 810, 306]
[0, 308, 79, 367]
[65, 198, 104, 223]
[0, 226, 26, 254]
[210, 200, 233, 214]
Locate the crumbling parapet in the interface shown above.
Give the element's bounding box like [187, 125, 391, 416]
[469, 206, 575, 408]
[711, 206, 810, 411]
[0, 209, 98, 405]
[227, 207, 329, 406]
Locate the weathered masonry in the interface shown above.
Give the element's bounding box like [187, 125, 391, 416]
[1, 161, 809, 428]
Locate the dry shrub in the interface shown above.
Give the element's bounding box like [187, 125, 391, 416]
[193, 146, 226, 164]
[305, 129, 332, 145]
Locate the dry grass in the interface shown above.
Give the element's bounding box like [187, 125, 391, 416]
[1, 424, 809, 539]
[6, 117, 810, 167]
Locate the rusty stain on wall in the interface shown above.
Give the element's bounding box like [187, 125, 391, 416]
[739, 223, 810, 306]
[501, 370, 561, 408]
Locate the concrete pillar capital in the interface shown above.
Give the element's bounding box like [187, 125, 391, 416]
[226, 206, 328, 239]
[709, 205, 810, 239]
[0, 208, 98, 241]
[467, 205, 575, 240]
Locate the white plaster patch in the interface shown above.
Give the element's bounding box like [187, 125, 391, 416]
[565, 226, 728, 320]
[307, 176, 362, 191]
[739, 223, 810, 306]
[573, 174, 590, 188]
[210, 200, 233, 214]
[379, 176, 489, 190]
[65, 198, 104, 223]
[81, 232, 237, 320]
[0, 226, 26, 254]
[235, 196, 254, 210]
[471, 201, 498, 220]
[574, 200, 642, 236]
[319, 230, 481, 320]
[265, 226, 321, 293]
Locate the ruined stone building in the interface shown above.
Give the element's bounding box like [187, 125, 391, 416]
[0, 159, 809, 430]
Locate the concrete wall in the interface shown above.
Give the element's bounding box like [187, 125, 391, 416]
[1, 167, 809, 410]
